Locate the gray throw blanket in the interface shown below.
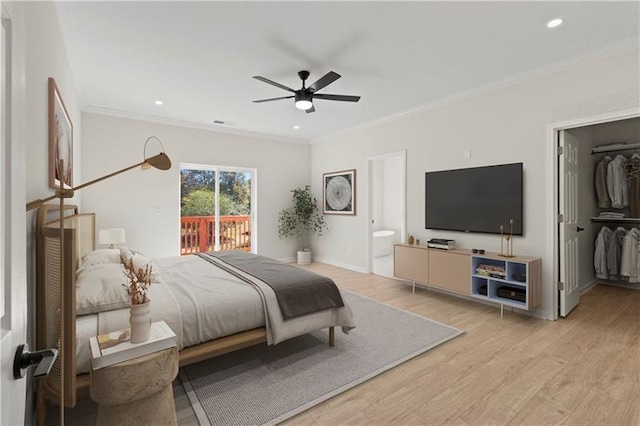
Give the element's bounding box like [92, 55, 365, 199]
[198, 251, 345, 320]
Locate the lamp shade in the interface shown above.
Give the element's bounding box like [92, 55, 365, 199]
[98, 228, 126, 247]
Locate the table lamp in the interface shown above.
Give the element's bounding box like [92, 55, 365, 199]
[98, 228, 126, 248]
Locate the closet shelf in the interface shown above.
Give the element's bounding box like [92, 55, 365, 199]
[591, 217, 640, 223]
[591, 142, 640, 154]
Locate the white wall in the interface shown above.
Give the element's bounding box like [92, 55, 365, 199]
[81, 113, 311, 260]
[311, 50, 640, 319]
[22, 2, 82, 422]
[25, 2, 82, 210]
[371, 160, 383, 232]
[371, 156, 403, 240]
[381, 155, 403, 244]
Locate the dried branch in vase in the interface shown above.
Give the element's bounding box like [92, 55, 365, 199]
[121, 255, 153, 305]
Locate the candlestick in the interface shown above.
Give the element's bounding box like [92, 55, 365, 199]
[509, 219, 514, 257]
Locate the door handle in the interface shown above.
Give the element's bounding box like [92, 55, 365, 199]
[577, 226, 585, 232]
[13, 344, 58, 379]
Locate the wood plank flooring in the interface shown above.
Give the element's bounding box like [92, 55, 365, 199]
[51, 262, 640, 425]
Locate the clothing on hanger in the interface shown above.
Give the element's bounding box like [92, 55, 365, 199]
[595, 155, 612, 208]
[607, 155, 628, 209]
[627, 157, 640, 217]
[594, 226, 612, 280]
[606, 226, 626, 279]
[620, 227, 640, 282]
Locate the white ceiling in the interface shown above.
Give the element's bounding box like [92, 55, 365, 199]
[54, 1, 640, 143]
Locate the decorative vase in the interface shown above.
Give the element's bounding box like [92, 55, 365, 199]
[129, 299, 151, 343]
[297, 249, 312, 265]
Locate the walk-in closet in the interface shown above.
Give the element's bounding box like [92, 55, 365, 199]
[566, 117, 640, 293]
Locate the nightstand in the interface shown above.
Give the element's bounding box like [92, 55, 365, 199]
[90, 346, 179, 425]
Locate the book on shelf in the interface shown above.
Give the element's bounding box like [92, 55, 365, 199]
[89, 320, 177, 370]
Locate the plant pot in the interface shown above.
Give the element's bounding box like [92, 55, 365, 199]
[129, 299, 151, 343]
[297, 249, 312, 265]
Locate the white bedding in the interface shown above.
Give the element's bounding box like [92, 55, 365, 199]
[75, 254, 354, 374]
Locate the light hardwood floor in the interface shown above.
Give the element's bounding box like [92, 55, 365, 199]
[52, 262, 640, 425]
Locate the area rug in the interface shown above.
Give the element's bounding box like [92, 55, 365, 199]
[180, 291, 463, 426]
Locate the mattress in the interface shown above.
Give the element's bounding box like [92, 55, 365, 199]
[75, 255, 266, 374]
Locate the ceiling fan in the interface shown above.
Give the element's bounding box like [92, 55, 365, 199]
[252, 70, 360, 113]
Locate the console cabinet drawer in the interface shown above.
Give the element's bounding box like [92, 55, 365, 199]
[394, 245, 428, 283]
[428, 250, 470, 295]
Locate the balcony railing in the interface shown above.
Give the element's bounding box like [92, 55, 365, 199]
[180, 215, 251, 255]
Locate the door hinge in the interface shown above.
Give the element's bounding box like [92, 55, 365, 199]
[557, 146, 564, 156]
[558, 214, 564, 223]
[558, 281, 564, 290]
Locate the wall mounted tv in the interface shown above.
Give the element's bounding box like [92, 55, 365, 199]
[425, 163, 523, 235]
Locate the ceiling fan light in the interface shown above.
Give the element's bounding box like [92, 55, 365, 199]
[295, 91, 313, 110]
[295, 99, 313, 110]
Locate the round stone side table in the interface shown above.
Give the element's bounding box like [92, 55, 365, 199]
[90, 346, 178, 425]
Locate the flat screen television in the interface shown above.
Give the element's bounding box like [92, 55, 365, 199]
[425, 163, 523, 235]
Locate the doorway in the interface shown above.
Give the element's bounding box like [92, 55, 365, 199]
[367, 151, 406, 277]
[180, 164, 257, 254]
[552, 111, 640, 319]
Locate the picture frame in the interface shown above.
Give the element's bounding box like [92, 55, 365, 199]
[323, 169, 356, 215]
[49, 77, 73, 189]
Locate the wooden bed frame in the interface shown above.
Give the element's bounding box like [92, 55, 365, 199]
[35, 204, 335, 423]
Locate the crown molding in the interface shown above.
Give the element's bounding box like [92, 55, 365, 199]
[312, 37, 640, 145]
[83, 105, 310, 145]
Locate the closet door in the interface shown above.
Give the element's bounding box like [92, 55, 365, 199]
[559, 130, 580, 316]
[1, 6, 29, 423]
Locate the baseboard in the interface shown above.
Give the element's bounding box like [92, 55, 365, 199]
[313, 256, 368, 274]
[596, 280, 640, 290]
[580, 279, 598, 295]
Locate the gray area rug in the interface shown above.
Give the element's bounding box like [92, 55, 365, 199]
[180, 291, 463, 425]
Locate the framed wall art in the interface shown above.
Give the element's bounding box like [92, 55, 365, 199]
[49, 77, 73, 189]
[323, 169, 356, 215]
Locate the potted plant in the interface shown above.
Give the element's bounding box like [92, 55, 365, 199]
[277, 185, 328, 265]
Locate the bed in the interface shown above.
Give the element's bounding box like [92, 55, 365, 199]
[35, 205, 355, 419]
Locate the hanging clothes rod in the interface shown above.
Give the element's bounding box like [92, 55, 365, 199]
[591, 142, 640, 154]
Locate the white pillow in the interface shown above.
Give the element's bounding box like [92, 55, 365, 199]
[79, 249, 121, 270]
[77, 247, 142, 272]
[125, 253, 160, 282]
[76, 263, 130, 315]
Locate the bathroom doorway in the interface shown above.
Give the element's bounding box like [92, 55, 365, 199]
[367, 151, 406, 277]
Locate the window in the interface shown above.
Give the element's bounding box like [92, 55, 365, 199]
[180, 164, 256, 254]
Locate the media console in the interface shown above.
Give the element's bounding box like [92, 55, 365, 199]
[393, 244, 541, 316]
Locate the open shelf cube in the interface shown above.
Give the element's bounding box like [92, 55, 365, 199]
[470, 254, 540, 311]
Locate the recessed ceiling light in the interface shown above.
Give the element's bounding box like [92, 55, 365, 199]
[293, 125, 300, 130]
[155, 100, 164, 106]
[547, 18, 563, 28]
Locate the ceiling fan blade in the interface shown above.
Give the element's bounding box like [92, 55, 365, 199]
[305, 105, 316, 114]
[313, 93, 361, 102]
[307, 71, 341, 93]
[252, 96, 295, 103]
[253, 76, 296, 93]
